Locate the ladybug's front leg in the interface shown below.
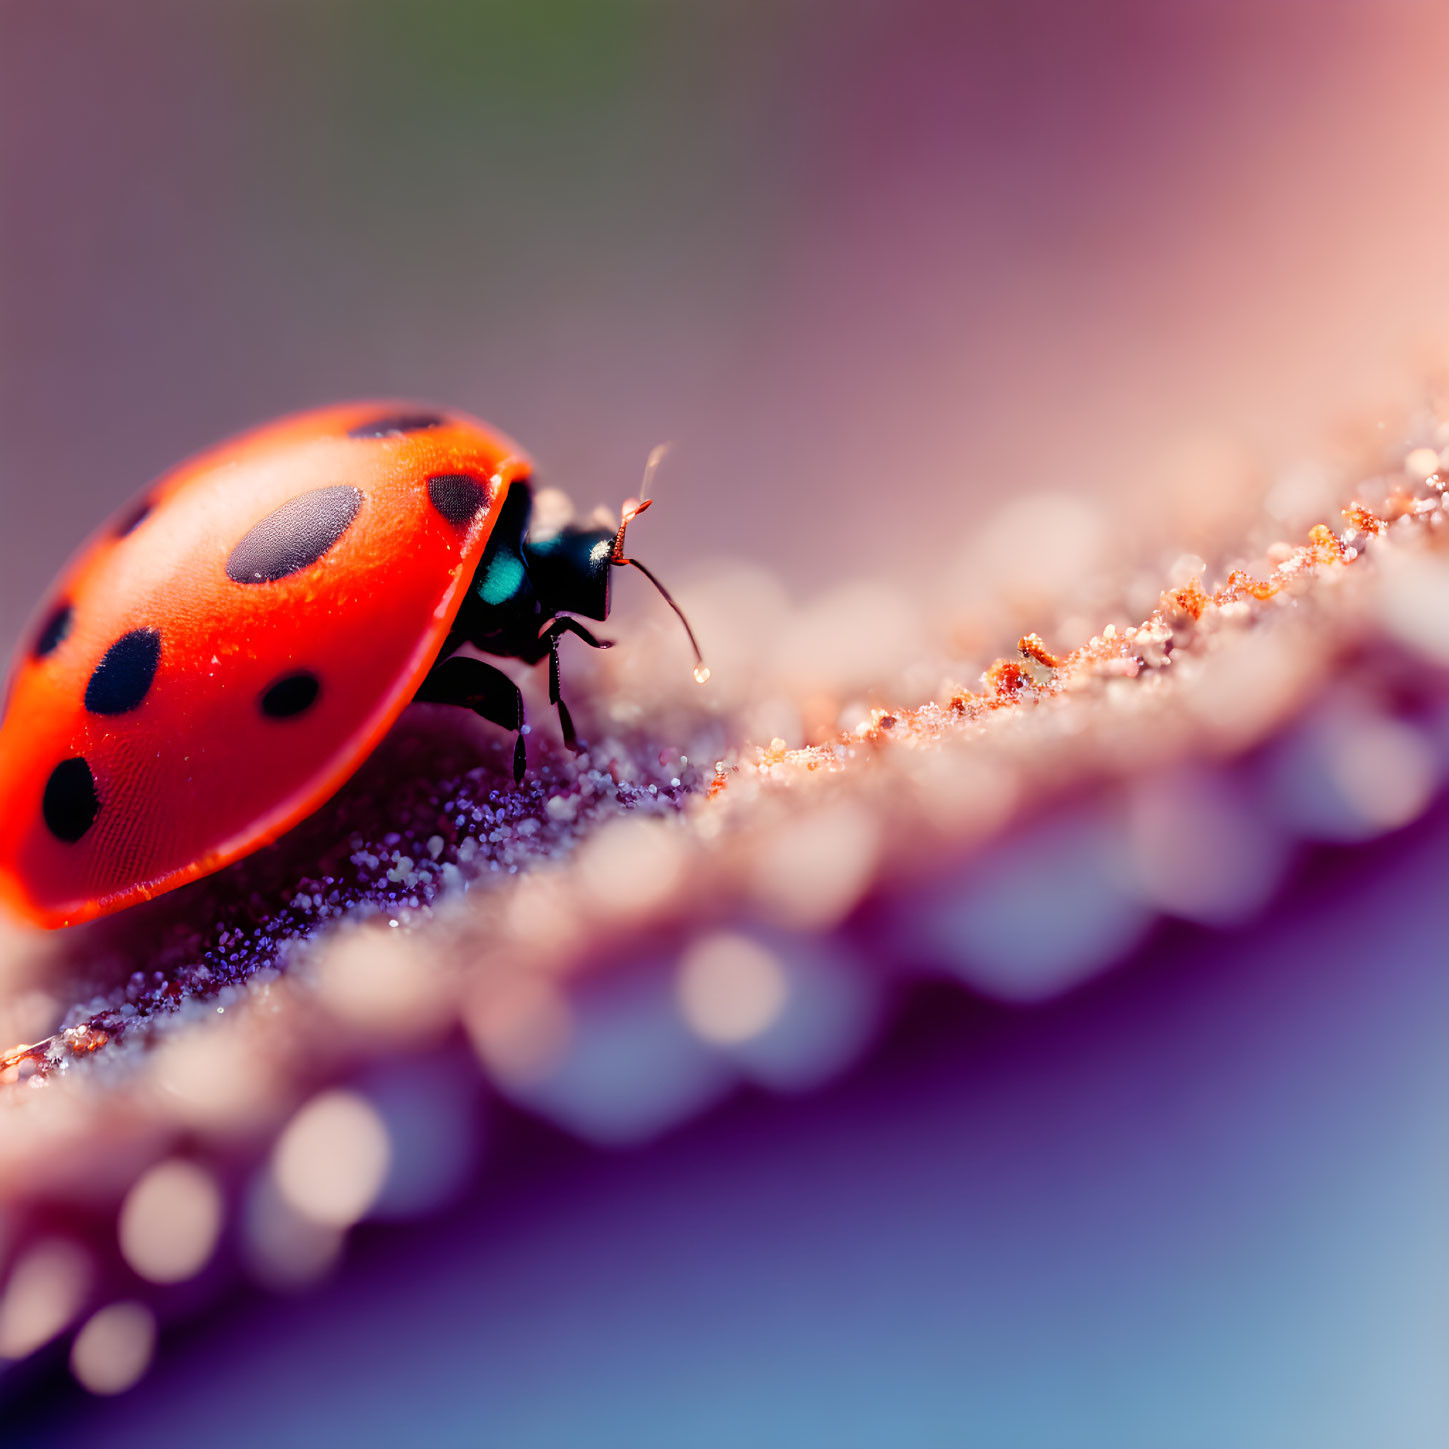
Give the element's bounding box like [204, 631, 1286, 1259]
[546, 635, 578, 754]
[537, 616, 612, 755]
[414, 655, 527, 783]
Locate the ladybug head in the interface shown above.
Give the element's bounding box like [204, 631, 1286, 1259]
[523, 519, 615, 622]
[523, 448, 708, 681]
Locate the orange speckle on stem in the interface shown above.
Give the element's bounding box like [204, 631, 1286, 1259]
[984, 659, 1030, 699]
[1223, 567, 1278, 602]
[1018, 633, 1062, 669]
[1342, 503, 1387, 537]
[64, 1025, 110, 1056]
[1308, 523, 1348, 563]
[1163, 577, 1210, 621]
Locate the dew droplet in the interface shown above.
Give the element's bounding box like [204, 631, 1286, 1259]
[693, 664, 711, 685]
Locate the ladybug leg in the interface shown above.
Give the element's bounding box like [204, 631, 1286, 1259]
[536, 616, 612, 754]
[543, 616, 612, 651]
[547, 634, 579, 754]
[415, 655, 528, 783]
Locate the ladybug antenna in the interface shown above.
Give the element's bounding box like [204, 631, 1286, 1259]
[611, 444, 710, 684]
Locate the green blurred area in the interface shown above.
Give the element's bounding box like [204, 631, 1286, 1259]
[223, 0, 791, 315]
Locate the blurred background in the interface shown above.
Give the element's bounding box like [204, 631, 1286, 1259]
[6, 0, 1449, 645]
[4, 1, 1449, 1444]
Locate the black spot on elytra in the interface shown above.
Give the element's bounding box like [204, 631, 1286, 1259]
[85, 628, 161, 715]
[42, 757, 99, 842]
[260, 670, 320, 719]
[226, 485, 363, 584]
[427, 473, 488, 527]
[33, 601, 72, 659]
[116, 499, 152, 537]
[347, 412, 446, 439]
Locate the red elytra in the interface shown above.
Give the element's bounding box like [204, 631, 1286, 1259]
[0, 402, 533, 929]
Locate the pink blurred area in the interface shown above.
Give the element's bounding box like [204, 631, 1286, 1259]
[4, 0, 1449, 660]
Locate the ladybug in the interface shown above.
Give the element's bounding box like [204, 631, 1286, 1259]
[0, 402, 704, 929]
